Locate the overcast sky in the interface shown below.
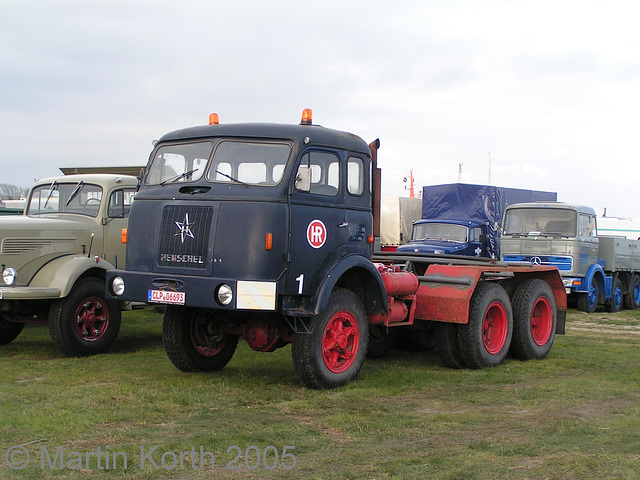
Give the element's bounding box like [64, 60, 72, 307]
[2, 0, 639, 218]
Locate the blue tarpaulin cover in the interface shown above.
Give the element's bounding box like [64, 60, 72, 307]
[421, 183, 557, 257]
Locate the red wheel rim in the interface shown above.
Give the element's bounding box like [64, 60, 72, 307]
[322, 310, 360, 373]
[482, 301, 508, 355]
[74, 297, 109, 341]
[190, 317, 226, 356]
[530, 296, 553, 346]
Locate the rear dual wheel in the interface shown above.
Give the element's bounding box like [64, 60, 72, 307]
[624, 275, 640, 310]
[458, 282, 513, 369]
[606, 277, 623, 313]
[510, 279, 556, 360]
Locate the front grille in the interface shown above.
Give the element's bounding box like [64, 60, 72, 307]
[1, 238, 76, 255]
[158, 205, 213, 269]
[502, 254, 573, 271]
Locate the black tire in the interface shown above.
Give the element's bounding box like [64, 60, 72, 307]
[510, 279, 556, 360]
[624, 275, 640, 310]
[436, 322, 466, 369]
[48, 278, 121, 356]
[605, 277, 623, 313]
[291, 288, 368, 389]
[576, 277, 598, 313]
[458, 282, 513, 369]
[367, 325, 398, 359]
[162, 307, 238, 372]
[0, 321, 25, 345]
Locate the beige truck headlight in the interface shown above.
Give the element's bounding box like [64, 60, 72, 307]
[2, 267, 17, 286]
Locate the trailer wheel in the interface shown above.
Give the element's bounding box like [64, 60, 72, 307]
[0, 319, 24, 345]
[624, 275, 640, 310]
[162, 307, 238, 372]
[48, 278, 121, 356]
[458, 282, 512, 369]
[510, 279, 556, 360]
[576, 278, 598, 313]
[436, 322, 466, 369]
[606, 277, 623, 313]
[366, 325, 398, 359]
[292, 288, 368, 389]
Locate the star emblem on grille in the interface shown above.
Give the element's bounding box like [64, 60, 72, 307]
[175, 212, 196, 243]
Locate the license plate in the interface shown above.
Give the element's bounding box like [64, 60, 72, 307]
[148, 289, 186, 305]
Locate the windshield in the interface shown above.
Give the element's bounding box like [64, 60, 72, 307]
[145, 139, 292, 186]
[27, 182, 103, 217]
[205, 140, 291, 185]
[412, 223, 468, 243]
[146, 141, 212, 185]
[503, 208, 577, 237]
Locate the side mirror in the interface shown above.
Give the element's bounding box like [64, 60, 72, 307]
[295, 166, 311, 192]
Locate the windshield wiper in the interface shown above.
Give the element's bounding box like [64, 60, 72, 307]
[44, 181, 57, 208]
[214, 170, 248, 187]
[161, 168, 199, 186]
[66, 181, 84, 206]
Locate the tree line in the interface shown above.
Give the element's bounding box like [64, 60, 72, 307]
[0, 183, 29, 200]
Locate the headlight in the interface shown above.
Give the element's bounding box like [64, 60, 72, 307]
[2, 267, 17, 286]
[111, 276, 125, 296]
[216, 284, 233, 306]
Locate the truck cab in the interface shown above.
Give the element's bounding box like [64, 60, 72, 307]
[396, 219, 489, 257]
[500, 202, 631, 313]
[109, 115, 381, 313]
[0, 173, 138, 355]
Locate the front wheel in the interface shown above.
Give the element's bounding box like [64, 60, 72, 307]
[292, 288, 368, 389]
[458, 282, 513, 369]
[510, 279, 556, 360]
[48, 278, 121, 356]
[576, 277, 598, 313]
[162, 307, 238, 372]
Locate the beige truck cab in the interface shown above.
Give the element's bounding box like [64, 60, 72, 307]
[0, 173, 138, 355]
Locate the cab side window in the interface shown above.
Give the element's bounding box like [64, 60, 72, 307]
[579, 214, 597, 238]
[107, 188, 136, 219]
[347, 157, 364, 196]
[296, 151, 339, 196]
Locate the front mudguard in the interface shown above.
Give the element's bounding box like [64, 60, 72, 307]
[26, 255, 114, 298]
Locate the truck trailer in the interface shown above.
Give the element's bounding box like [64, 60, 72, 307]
[501, 202, 640, 313]
[397, 183, 556, 258]
[106, 110, 566, 389]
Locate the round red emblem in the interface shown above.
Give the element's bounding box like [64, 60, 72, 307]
[306, 220, 327, 249]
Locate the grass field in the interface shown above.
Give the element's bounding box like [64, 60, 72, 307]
[1, 307, 639, 479]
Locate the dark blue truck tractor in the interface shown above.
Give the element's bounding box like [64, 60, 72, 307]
[106, 110, 566, 389]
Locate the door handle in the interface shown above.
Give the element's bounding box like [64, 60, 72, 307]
[338, 222, 348, 228]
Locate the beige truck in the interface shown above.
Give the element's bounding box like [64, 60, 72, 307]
[0, 172, 138, 355]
